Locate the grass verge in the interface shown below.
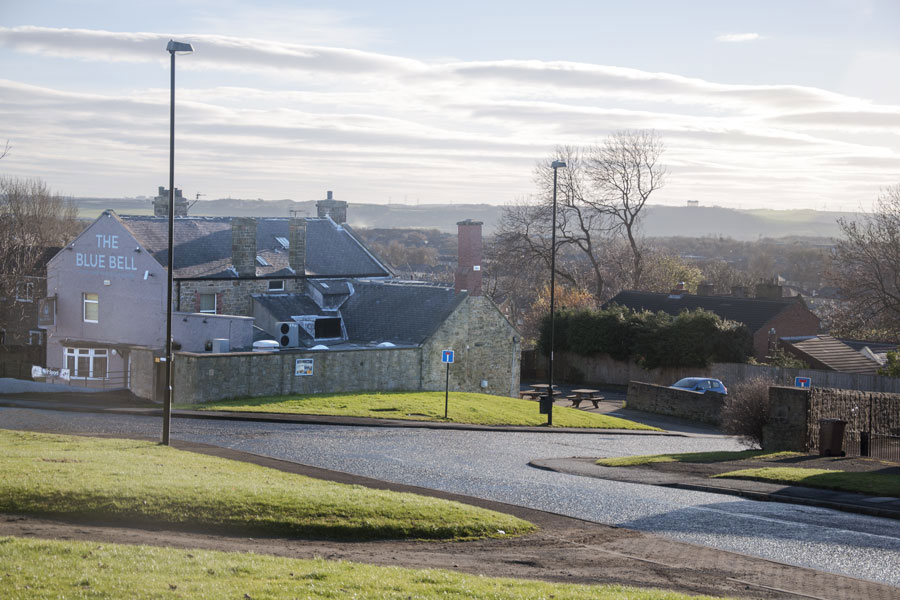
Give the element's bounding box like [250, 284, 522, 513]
[185, 391, 658, 430]
[0, 430, 532, 541]
[0, 537, 729, 600]
[596, 450, 799, 467]
[713, 467, 900, 497]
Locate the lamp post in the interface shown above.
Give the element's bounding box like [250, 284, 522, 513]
[162, 40, 193, 446]
[545, 159, 566, 426]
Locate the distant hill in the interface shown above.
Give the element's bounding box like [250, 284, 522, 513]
[71, 196, 855, 240]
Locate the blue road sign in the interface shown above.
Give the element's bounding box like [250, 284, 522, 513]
[442, 350, 454, 363]
[795, 377, 811, 388]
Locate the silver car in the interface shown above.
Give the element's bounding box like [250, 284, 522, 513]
[671, 377, 728, 395]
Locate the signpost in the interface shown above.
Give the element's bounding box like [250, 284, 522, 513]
[795, 376, 811, 388]
[441, 350, 454, 419]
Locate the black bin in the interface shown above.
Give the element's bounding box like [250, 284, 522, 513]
[539, 395, 553, 415]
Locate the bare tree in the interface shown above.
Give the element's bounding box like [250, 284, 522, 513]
[0, 176, 81, 342]
[828, 185, 900, 340]
[584, 130, 666, 288]
[496, 131, 666, 301]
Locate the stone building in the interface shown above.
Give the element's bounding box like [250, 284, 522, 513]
[41, 200, 520, 399]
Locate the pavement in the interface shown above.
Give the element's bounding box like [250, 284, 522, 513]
[1, 378, 899, 523]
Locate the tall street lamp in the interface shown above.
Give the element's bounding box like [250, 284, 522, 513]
[545, 159, 566, 426]
[162, 40, 193, 446]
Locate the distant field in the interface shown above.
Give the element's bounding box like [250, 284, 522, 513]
[70, 196, 854, 239]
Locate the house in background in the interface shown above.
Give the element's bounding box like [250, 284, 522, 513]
[0, 247, 60, 377]
[780, 335, 883, 374]
[607, 282, 821, 360]
[40, 195, 520, 399]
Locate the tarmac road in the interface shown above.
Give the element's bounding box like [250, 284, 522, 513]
[3, 406, 900, 589]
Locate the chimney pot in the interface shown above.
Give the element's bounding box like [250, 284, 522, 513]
[316, 191, 348, 223]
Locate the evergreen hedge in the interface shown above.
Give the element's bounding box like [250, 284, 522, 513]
[539, 305, 752, 369]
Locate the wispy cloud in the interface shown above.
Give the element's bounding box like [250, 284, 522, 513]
[715, 32, 765, 43]
[0, 26, 895, 211]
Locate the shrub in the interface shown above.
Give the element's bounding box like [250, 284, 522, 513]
[540, 305, 753, 369]
[720, 376, 772, 449]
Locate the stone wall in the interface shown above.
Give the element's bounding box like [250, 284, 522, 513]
[421, 295, 520, 397]
[177, 279, 304, 318]
[173, 346, 421, 404]
[553, 351, 900, 394]
[762, 386, 810, 451]
[626, 381, 726, 424]
[128, 347, 158, 401]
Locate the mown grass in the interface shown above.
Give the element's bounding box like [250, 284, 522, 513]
[713, 467, 900, 497]
[0, 537, 730, 600]
[186, 391, 658, 430]
[596, 450, 800, 467]
[0, 430, 532, 541]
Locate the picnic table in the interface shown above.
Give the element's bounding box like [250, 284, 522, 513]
[519, 384, 561, 401]
[568, 388, 604, 408]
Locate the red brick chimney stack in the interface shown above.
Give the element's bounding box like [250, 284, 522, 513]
[455, 219, 483, 296]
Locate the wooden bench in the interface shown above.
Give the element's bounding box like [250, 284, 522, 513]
[570, 389, 604, 409]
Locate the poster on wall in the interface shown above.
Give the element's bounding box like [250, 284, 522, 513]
[295, 358, 314, 376]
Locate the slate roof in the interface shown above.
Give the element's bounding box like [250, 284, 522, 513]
[781, 335, 882, 374]
[116, 213, 390, 279]
[252, 281, 465, 347]
[606, 290, 807, 333]
[341, 281, 465, 345]
[251, 293, 335, 320]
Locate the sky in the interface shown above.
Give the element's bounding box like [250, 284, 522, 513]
[1, 0, 898, 212]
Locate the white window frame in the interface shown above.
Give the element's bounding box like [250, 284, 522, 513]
[64, 347, 109, 380]
[268, 280, 285, 292]
[16, 281, 34, 303]
[83, 292, 99, 323]
[199, 293, 217, 314]
[28, 330, 44, 346]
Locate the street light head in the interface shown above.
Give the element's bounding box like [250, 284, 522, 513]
[166, 40, 194, 54]
[551, 160, 567, 169]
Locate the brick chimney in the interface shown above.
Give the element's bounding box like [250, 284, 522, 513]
[731, 285, 749, 298]
[755, 281, 783, 300]
[231, 217, 257, 277]
[288, 217, 306, 278]
[153, 186, 188, 217]
[455, 219, 483, 296]
[316, 191, 348, 224]
[696, 282, 715, 296]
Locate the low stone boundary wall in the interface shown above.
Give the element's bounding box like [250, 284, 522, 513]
[762, 386, 810, 451]
[626, 381, 726, 425]
[174, 347, 423, 404]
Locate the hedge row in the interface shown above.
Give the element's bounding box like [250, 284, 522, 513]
[539, 304, 753, 369]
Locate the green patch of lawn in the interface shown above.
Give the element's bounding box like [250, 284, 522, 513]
[0, 537, 730, 600]
[713, 467, 900, 497]
[597, 450, 799, 467]
[0, 430, 532, 541]
[185, 391, 658, 430]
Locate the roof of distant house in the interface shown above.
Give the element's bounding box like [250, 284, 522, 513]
[780, 335, 882, 374]
[116, 213, 391, 279]
[606, 290, 813, 333]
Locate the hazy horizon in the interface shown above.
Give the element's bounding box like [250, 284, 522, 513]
[1, 1, 898, 212]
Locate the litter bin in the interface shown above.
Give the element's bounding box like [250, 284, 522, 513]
[818, 418, 847, 457]
[539, 395, 553, 415]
